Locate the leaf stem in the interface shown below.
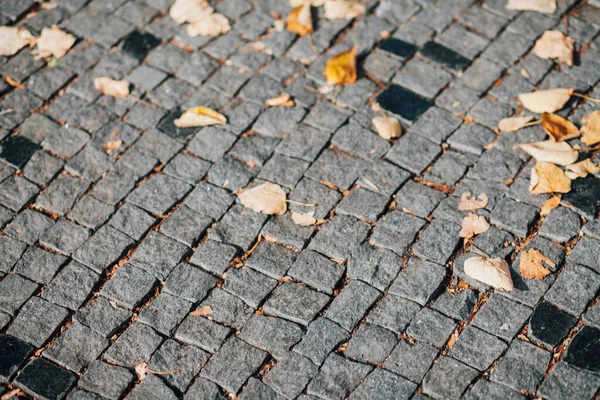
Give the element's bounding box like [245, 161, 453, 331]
[285, 199, 315, 207]
[572, 93, 600, 103]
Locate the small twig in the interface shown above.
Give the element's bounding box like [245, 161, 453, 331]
[520, 120, 542, 128]
[307, 35, 317, 53]
[128, 95, 156, 108]
[148, 368, 179, 375]
[285, 199, 315, 207]
[572, 93, 600, 103]
[0, 108, 14, 116]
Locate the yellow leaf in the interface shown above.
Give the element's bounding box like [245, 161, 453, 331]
[169, 0, 212, 24]
[530, 162, 572, 194]
[533, 30, 575, 66]
[464, 256, 514, 291]
[323, 45, 358, 86]
[238, 182, 287, 215]
[541, 112, 579, 142]
[323, 0, 366, 19]
[266, 94, 295, 107]
[190, 305, 213, 316]
[519, 249, 555, 279]
[518, 88, 573, 114]
[187, 13, 231, 37]
[372, 115, 401, 140]
[291, 210, 317, 226]
[565, 159, 600, 180]
[287, 3, 313, 36]
[174, 106, 227, 128]
[506, 0, 556, 13]
[94, 77, 130, 98]
[516, 140, 578, 166]
[540, 196, 561, 217]
[0, 27, 36, 57]
[498, 115, 534, 132]
[458, 192, 489, 211]
[459, 213, 490, 239]
[33, 26, 76, 60]
[581, 110, 600, 146]
[103, 140, 122, 155]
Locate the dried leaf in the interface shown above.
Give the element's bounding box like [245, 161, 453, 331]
[533, 30, 574, 66]
[266, 94, 295, 107]
[135, 362, 148, 380]
[33, 26, 76, 59]
[187, 13, 231, 37]
[581, 110, 600, 146]
[518, 88, 573, 114]
[458, 192, 489, 211]
[169, 0, 212, 24]
[463, 256, 514, 291]
[323, 45, 358, 86]
[94, 77, 130, 98]
[372, 115, 401, 140]
[238, 182, 287, 215]
[103, 140, 122, 154]
[0, 27, 36, 57]
[520, 249, 555, 279]
[541, 112, 579, 142]
[324, 0, 366, 19]
[516, 140, 578, 166]
[287, 2, 313, 36]
[291, 210, 317, 226]
[540, 196, 561, 217]
[530, 162, 572, 194]
[190, 305, 213, 316]
[290, 0, 325, 6]
[565, 159, 600, 180]
[506, 0, 556, 13]
[174, 106, 227, 128]
[498, 115, 534, 132]
[459, 213, 490, 239]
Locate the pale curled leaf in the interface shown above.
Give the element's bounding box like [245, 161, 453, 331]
[506, 0, 556, 13]
[372, 115, 401, 140]
[0, 27, 35, 57]
[458, 192, 489, 211]
[540, 196, 561, 217]
[464, 256, 514, 291]
[530, 162, 572, 194]
[520, 249, 554, 280]
[581, 110, 600, 146]
[291, 210, 317, 226]
[169, 0, 212, 24]
[498, 115, 534, 132]
[94, 77, 130, 98]
[266, 94, 295, 107]
[33, 26, 76, 59]
[238, 182, 287, 215]
[323, 45, 357, 86]
[187, 13, 231, 37]
[533, 30, 574, 66]
[323, 0, 366, 19]
[135, 362, 148, 380]
[516, 140, 578, 166]
[190, 306, 213, 316]
[565, 159, 600, 180]
[541, 112, 579, 142]
[174, 106, 226, 128]
[518, 88, 573, 114]
[459, 213, 490, 239]
[287, 2, 313, 36]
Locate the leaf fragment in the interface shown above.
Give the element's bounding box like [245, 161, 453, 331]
[464, 256, 514, 291]
[238, 182, 287, 215]
[372, 115, 401, 140]
[187, 13, 231, 37]
[519, 249, 555, 279]
[287, 2, 313, 36]
[323, 45, 358, 86]
[516, 140, 578, 166]
[565, 159, 600, 180]
[190, 305, 213, 316]
[33, 26, 76, 59]
[518, 88, 573, 114]
[291, 210, 317, 226]
[458, 192, 489, 211]
[266, 94, 295, 107]
[530, 162, 572, 194]
[459, 213, 490, 239]
[581, 110, 600, 146]
[540, 196, 561, 217]
[135, 362, 148, 380]
[505, 0, 556, 13]
[103, 139, 122, 155]
[541, 112, 579, 142]
[174, 106, 227, 128]
[169, 0, 212, 24]
[498, 115, 534, 132]
[290, 0, 325, 6]
[94, 77, 130, 98]
[3, 75, 26, 89]
[0, 27, 36, 57]
[323, 0, 366, 19]
[533, 30, 574, 66]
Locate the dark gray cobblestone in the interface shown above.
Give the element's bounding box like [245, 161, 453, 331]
[1, 0, 600, 399]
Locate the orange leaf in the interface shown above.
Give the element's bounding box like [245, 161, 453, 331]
[190, 305, 213, 316]
[530, 162, 571, 194]
[287, 3, 313, 36]
[540, 196, 561, 217]
[541, 112, 579, 142]
[323, 45, 358, 86]
[520, 249, 555, 279]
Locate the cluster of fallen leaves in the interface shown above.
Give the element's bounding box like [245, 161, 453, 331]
[287, 0, 366, 37]
[169, 0, 231, 37]
[0, 25, 75, 60]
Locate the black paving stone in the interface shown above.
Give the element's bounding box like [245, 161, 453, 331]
[14, 358, 77, 400]
[528, 301, 577, 348]
[378, 38, 417, 59]
[562, 175, 600, 219]
[563, 326, 600, 373]
[419, 41, 471, 71]
[0, 136, 42, 169]
[376, 84, 432, 122]
[0, 334, 35, 383]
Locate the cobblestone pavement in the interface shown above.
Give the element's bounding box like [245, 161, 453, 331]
[1, 0, 600, 399]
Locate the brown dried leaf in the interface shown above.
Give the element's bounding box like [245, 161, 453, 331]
[174, 106, 227, 128]
[518, 88, 573, 114]
[459, 213, 490, 239]
[103, 139, 122, 154]
[187, 13, 231, 37]
[565, 159, 600, 180]
[287, 2, 313, 36]
[169, 0, 212, 24]
[190, 305, 213, 316]
[541, 112, 579, 141]
[135, 362, 148, 380]
[323, 0, 366, 19]
[540, 196, 561, 217]
[463, 256, 514, 291]
[506, 0, 556, 13]
[498, 115, 534, 132]
[520, 249, 555, 279]
[291, 210, 317, 226]
[94, 77, 130, 98]
[323, 45, 357, 86]
[530, 162, 572, 194]
[581, 110, 600, 146]
[0, 27, 36, 57]
[238, 182, 287, 215]
[33, 26, 76, 59]
[516, 140, 578, 166]
[458, 192, 489, 211]
[372, 115, 401, 140]
[533, 30, 574, 66]
[266, 94, 295, 107]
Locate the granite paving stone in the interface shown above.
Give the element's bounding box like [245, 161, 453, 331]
[384, 339, 439, 382]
